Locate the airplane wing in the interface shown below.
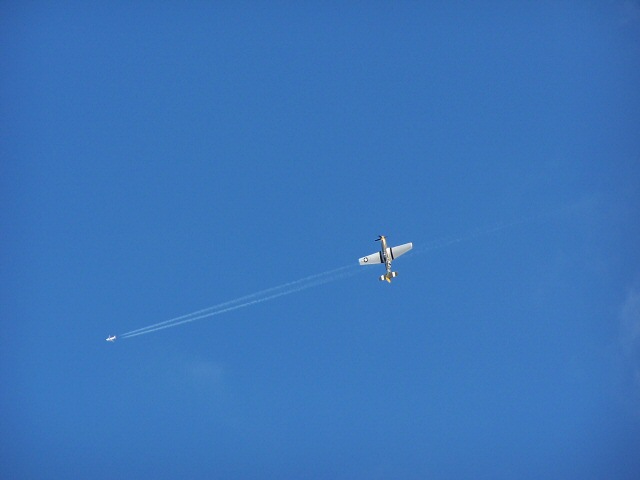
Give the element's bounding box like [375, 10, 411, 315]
[359, 251, 383, 265]
[389, 242, 413, 259]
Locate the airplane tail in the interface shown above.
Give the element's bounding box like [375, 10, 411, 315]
[379, 272, 398, 283]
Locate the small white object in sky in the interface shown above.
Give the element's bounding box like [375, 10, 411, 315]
[106, 335, 116, 342]
[358, 235, 413, 283]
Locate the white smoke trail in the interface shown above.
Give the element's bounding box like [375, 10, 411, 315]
[120, 264, 354, 337]
[117, 207, 570, 340]
[120, 264, 359, 339]
[412, 214, 549, 258]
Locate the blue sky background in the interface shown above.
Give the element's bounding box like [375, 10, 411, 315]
[2, 2, 640, 478]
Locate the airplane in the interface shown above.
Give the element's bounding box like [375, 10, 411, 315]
[106, 335, 116, 342]
[358, 235, 413, 283]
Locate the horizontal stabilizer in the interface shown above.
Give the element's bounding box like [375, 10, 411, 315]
[379, 272, 398, 282]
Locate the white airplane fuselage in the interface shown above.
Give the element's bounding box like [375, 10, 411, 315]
[379, 235, 391, 272]
[377, 235, 397, 283]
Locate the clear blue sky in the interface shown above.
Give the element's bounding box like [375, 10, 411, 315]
[2, 2, 639, 479]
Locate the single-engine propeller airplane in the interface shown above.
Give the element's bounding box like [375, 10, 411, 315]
[358, 235, 413, 283]
[106, 335, 116, 342]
